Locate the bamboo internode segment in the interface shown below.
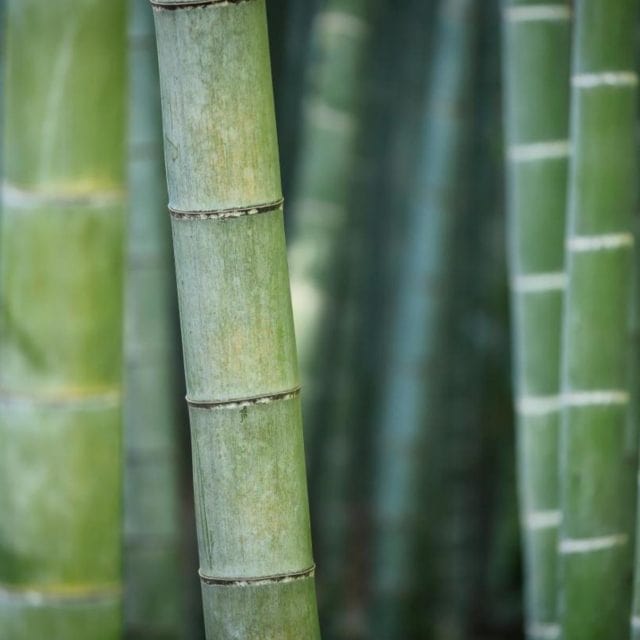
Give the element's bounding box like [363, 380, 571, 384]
[0, 2, 126, 638]
[152, 0, 320, 636]
[560, 2, 638, 639]
[502, 0, 571, 636]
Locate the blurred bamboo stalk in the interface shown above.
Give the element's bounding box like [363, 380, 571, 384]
[560, 1, 638, 638]
[501, 1, 571, 638]
[287, 0, 378, 467]
[123, 0, 186, 637]
[0, 1, 126, 637]
[152, 0, 321, 636]
[370, 0, 477, 636]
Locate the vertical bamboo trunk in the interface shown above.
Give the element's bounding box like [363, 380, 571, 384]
[560, 2, 638, 639]
[501, 2, 571, 638]
[152, 1, 321, 637]
[287, 0, 377, 465]
[124, 0, 186, 637]
[0, 1, 126, 638]
[370, 1, 477, 636]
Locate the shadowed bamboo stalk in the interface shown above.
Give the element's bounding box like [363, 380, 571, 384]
[370, 0, 477, 636]
[287, 0, 378, 466]
[560, 1, 638, 638]
[151, 1, 321, 637]
[501, 2, 571, 638]
[0, 1, 126, 638]
[124, 0, 186, 637]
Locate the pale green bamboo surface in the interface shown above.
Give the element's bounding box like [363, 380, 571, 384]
[0, 1, 126, 638]
[152, 1, 321, 637]
[124, 0, 186, 637]
[501, 1, 571, 638]
[560, 1, 638, 639]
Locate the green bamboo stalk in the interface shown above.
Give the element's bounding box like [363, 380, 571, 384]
[370, 1, 477, 636]
[151, 1, 321, 637]
[560, 2, 638, 639]
[287, 0, 378, 467]
[501, 2, 571, 638]
[0, 1, 126, 638]
[124, 0, 187, 637]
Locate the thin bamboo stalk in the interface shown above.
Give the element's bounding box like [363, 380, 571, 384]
[370, 1, 477, 636]
[0, 1, 126, 638]
[124, 0, 186, 637]
[560, 2, 638, 638]
[151, 1, 321, 637]
[501, 1, 571, 638]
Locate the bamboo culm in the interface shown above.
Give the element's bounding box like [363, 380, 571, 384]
[560, 1, 638, 638]
[0, 1, 126, 638]
[501, 1, 571, 638]
[152, 1, 321, 637]
[370, 1, 477, 636]
[124, 0, 186, 637]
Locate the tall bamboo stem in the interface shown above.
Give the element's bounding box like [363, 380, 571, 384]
[124, 0, 186, 637]
[0, 1, 126, 638]
[152, 1, 321, 637]
[501, 2, 571, 638]
[560, 2, 638, 638]
[370, 1, 477, 636]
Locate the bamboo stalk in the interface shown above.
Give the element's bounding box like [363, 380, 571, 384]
[0, 1, 126, 638]
[560, 2, 638, 638]
[151, 1, 321, 637]
[287, 0, 378, 467]
[124, 0, 186, 637]
[501, 1, 571, 638]
[370, 1, 477, 636]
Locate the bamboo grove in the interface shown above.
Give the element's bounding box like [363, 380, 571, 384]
[1, 0, 640, 639]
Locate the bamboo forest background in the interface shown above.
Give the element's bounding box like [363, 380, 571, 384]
[2, 0, 638, 639]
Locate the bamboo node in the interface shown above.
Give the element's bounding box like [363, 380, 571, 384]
[568, 233, 634, 252]
[198, 564, 315, 587]
[572, 71, 639, 89]
[560, 534, 628, 554]
[507, 140, 570, 162]
[169, 198, 283, 220]
[503, 5, 571, 22]
[526, 622, 561, 640]
[186, 386, 301, 410]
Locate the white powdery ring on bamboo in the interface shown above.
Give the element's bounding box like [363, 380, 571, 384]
[1, 181, 124, 210]
[0, 583, 122, 606]
[512, 271, 567, 293]
[567, 232, 634, 252]
[504, 5, 571, 22]
[508, 140, 570, 162]
[315, 10, 369, 39]
[523, 510, 562, 531]
[560, 534, 628, 554]
[527, 622, 561, 640]
[631, 615, 640, 630]
[517, 394, 563, 416]
[564, 390, 630, 407]
[572, 71, 639, 88]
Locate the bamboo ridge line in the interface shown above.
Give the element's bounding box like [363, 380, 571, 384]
[198, 564, 315, 587]
[560, 534, 629, 554]
[1, 182, 124, 210]
[512, 271, 567, 293]
[527, 623, 561, 640]
[169, 198, 283, 220]
[508, 139, 571, 162]
[568, 232, 635, 251]
[0, 388, 122, 409]
[0, 583, 122, 605]
[572, 71, 639, 88]
[504, 5, 571, 22]
[186, 386, 301, 409]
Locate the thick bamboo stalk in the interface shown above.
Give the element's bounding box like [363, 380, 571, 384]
[124, 0, 186, 637]
[151, 1, 321, 637]
[370, 1, 477, 636]
[560, 2, 638, 639]
[0, 1, 126, 638]
[501, 1, 571, 638]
